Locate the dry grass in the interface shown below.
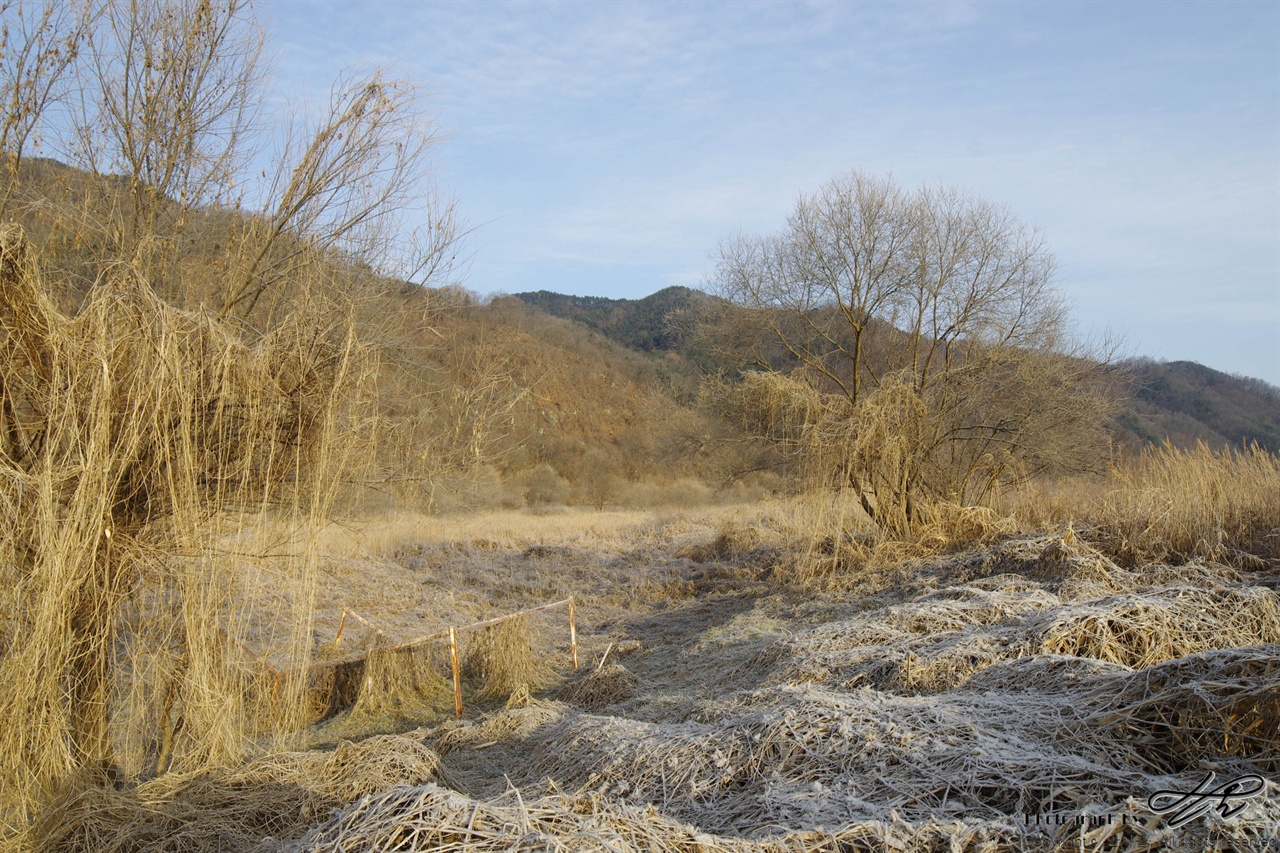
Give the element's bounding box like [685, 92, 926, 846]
[784, 440, 1278, 591]
[1085, 645, 1280, 774]
[431, 697, 565, 756]
[467, 615, 555, 703]
[316, 506, 725, 558]
[764, 541, 1280, 698]
[18, 505, 1280, 852]
[292, 784, 743, 853]
[344, 644, 453, 722]
[31, 735, 448, 853]
[556, 663, 642, 710]
[1, 274, 1273, 853]
[1008, 442, 1280, 569]
[0, 226, 368, 840]
[1039, 584, 1280, 667]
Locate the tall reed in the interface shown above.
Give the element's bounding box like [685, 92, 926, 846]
[0, 226, 370, 838]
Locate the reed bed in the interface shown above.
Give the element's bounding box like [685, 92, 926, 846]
[0, 225, 369, 839]
[1008, 442, 1280, 569]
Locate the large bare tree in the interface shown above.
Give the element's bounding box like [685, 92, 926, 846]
[710, 171, 1117, 534]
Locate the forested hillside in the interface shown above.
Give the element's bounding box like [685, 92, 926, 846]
[516, 289, 1280, 455]
[512, 287, 707, 353]
[1115, 358, 1280, 452]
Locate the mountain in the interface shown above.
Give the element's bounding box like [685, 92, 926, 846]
[1114, 358, 1280, 452]
[512, 287, 708, 354]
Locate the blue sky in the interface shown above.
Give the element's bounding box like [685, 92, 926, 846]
[261, 0, 1280, 384]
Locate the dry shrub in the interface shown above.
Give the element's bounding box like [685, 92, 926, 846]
[1085, 645, 1280, 773]
[659, 476, 714, 508]
[1038, 584, 1280, 668]
[680, 522, 767, 564]
[556, 663, 641, 710]
[0, 226, 367, 834]
[616, 479, 664, 508]
[467, 615, 553, 703]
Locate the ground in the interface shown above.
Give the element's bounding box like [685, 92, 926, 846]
[265, 502, 1280, 852]
[43, 501, 1280, 852]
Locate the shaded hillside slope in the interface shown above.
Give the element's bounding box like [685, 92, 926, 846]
[1115, 358, 1280, 452]
[513, 287, 708, 354]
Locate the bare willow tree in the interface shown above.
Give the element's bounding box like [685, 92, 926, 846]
[219, 68, 463, 322]
[0, 0, 465, 319]
[710, 171, 1117, 534]
[65, 0, 264, 285]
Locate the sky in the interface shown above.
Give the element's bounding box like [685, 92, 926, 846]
[260, 0, 1280, 385]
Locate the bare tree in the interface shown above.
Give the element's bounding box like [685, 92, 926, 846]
[0, 0, 97, 217]
[0, 0, 465, 320]
[710, 171, 1117, 534]
[73, 0, 265, 266]
[219, 68, 464, 322]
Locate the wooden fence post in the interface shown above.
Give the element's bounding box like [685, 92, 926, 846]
[449, 627, 462, 717]
[334, 610, 349, 646]
[569, 597, 579, 670]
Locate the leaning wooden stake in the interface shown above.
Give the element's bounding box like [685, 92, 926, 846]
[569, 597, 579, 670]
[449, 627, 463, 717]
[334, 610, 349, 646]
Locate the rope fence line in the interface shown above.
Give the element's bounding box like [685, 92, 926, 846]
[240, 596, 580, 714]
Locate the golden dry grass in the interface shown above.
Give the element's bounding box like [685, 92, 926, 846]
[2, 221, 1275, 851]
[0, 226, 369, 841]
[1007, 441, 1280, 568]
[467, 615, 554, 703]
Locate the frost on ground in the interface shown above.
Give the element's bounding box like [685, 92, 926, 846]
[286, 530, 1280, 852]
[48, 521, 1280, 853]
